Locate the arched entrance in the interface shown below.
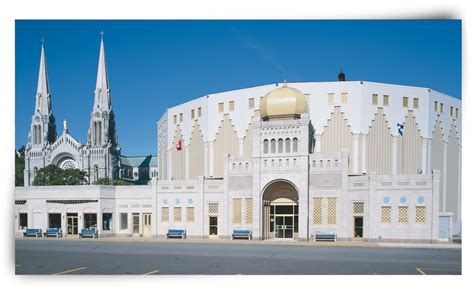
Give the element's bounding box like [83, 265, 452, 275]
[262, 180, 299, 240]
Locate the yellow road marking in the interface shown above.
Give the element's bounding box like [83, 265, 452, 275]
[53, 267, 87, 275]
[416, 268, 427, 275]
[143, 269, 160, 275]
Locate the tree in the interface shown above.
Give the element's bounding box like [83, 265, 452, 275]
[94, 177, 112, 185]
[115, 179, 134, 186]
[33, 165, 87, 186]
[15, 146, 25, 186]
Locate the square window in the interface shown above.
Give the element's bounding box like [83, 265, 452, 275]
[327, 93, 335, 105]
[174, 207, 182, 222]
[381, 207, 391, 224]
[248, 98, 255, 109]
[403, 97, 409, 108]
[383, 95, 389, 106]
[398, 206, 408, 224]
[353, 202, 364, 215]
[191, 109, 195, 119]
[161, 207, 169, 222]
[372, 94, 378, 105]
[341, 92, 348, 104]
[434, 101, 438, 112]
[186, 207, 195, 222]
[179, 113, 183, 122]
[218, 102, 224, 113]
[415, 206, 425, 224]
[440, 102, 444, 113]
[413, 98, 419, 109]
[229, 101, 235, 111]
[120, 213, 128, 230]
[198, 107, 202, 117]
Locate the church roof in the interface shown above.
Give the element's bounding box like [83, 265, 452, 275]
[120, 155, 157, 167]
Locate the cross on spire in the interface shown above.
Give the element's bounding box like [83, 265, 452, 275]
[100, 31, 104, 39]
[40, 38, 45, 46]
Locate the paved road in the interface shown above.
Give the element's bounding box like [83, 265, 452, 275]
[15, 239, 461, 275]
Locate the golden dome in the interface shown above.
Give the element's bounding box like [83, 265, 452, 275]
[260, 83, 307, 120]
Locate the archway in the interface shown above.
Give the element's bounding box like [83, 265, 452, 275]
[261, 180, 299, 240]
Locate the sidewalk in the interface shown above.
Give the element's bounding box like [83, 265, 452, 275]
[33, 236, 461, 250]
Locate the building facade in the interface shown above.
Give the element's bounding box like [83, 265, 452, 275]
[16, 42, 461, 242]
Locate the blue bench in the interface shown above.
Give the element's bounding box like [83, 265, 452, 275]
[232, 230, 252, 240]
[314, 231, 337, 242]
[43, 228, 62, 238]
[23, 228, 42, 238]
[79, 229, 98, 239]
[166, 229, 186, 239]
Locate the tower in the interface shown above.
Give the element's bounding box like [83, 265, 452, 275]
[24, 41, 57, 185]
[86, 33, 121, 183]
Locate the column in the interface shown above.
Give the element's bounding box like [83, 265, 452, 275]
[442, 142, 448, 212]
[352, 134, 359, 174]
[184, 146, 189, 179]
[361, 134, 367, 173]
[238, 138, 244, 156]
[421, 138, 427, 174]
[315, 134, 321, 153]
[391, 136, 398, 175]
[427, 139, 432, 173]
[209, 142, 214, 177]
[204, 142, 209, 177]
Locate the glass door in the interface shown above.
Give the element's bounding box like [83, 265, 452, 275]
[67, 214, 78, 236]
[274, 215, 293, 239]
[209, 216, 218, 236]
[354, 217, 363, 238]
[142, 213, 152, 237]
[132, 213, 140, 236]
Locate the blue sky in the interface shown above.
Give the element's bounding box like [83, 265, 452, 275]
[15, 20, 461, 156]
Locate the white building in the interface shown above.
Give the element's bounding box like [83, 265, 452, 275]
[15, 42, 461, 243]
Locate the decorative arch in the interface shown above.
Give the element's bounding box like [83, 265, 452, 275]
[320, 106, 354, 173]
[170, 125, 185, 179]
[400, 111, 422, 174]
[213, 114, 239, 178]
[188, 121, 204, 179]
[366, 108, 392, 174]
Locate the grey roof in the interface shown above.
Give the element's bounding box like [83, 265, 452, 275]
[120, 155, 157, 167]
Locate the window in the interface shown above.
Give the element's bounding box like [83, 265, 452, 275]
[312, 197, 323, 224]
[440, 102, 444, 113]
[381, 206, 391, 224]
[229, 101, 235, 111]
[353, 202, 364, 215]
[161, 207, 169, 222]
[450, 106, 453, 117]
[372, 94, 378, 105]
[248, 98, 255, 109]
[341, 93, 348, 104]
[263, 139, 269, 154]
[120, 213, 128, 230]
[198, 107, 202, 117]
[174, 207, 182, 222]
[19, 213, 27, 229]
[245, 198, 253, 224]
[191, 109, 195, 119]
[398, 206, 408, 224]
[102, 213, 113, 231]
[232, 198, 242, 224]
[285, 138, 291, 153]
[218, 102, 224, 113]
[434, 101, 438, 112]
[456, 108, 459, 118]
[403, 97, 409, 108]
[209, 203, 219, 215]
[179, 113, 183, 122]
[415, 206, 425, 224]
[383, 95, 389, 106]
[277, 139, 283, 153]
[83, 213, 97, 229]
[173, 115, 177, 124]
[270, 139, 276, 153]
[292, 138, 298, 152]
[327, 197, 337, 225]
[186, 207, 195, 222]
[413, 98, 419, 109]
[327, 93, 335, 105]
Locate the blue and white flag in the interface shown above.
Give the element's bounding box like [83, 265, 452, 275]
[397, 123, 404, 136]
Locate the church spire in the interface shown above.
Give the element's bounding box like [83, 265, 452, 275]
[35, 40, 51, 115]
[94, 32, 111, 110]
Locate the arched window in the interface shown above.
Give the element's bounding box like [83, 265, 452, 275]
[98, 122, 102, 145]
[263, 139, 269, 154]
[270, 139, 276, 153]
[285, 138, 291, 153]
[292, 138, 298, 152]
[277, 138, 283, 153]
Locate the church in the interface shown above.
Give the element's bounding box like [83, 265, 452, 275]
[15, 36, 462, 243]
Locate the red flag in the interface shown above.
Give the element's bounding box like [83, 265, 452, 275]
[176, 139, 182, 151]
